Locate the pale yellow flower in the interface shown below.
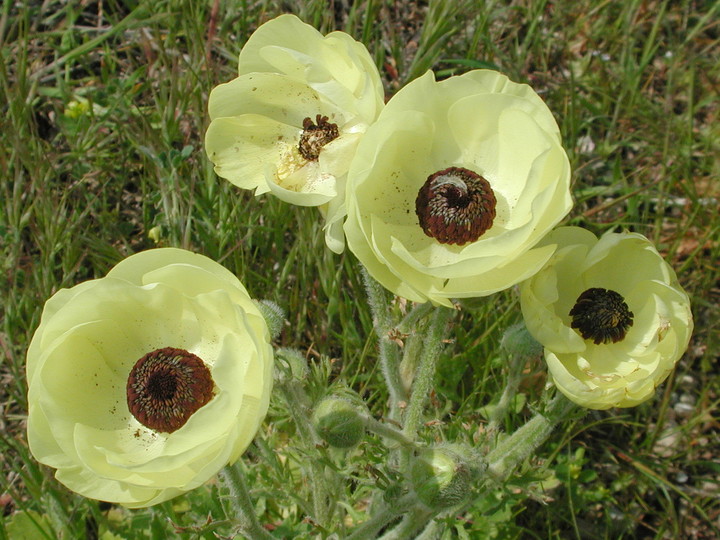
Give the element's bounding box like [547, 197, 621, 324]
[520, 227, 693, 409]
[343, 70, 572, 306]
[26, 249, 273, 507]
[205, 14, 384, 253]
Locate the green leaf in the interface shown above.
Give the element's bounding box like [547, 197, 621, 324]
[5, 511, 55, 540]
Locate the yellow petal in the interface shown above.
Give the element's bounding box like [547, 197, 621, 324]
[205, 114, 298, 193]
[344, 70, 572, 301]
[25, 249, 274, 507]
[522, 230, 693, 409]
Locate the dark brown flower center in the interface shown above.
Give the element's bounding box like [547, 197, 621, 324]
[127, 347, 214, 433]
[298, 114, 339, 161]
[415, 167, 496, 245]
[569, 288, 634, 345]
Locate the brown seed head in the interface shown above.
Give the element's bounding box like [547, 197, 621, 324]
[415, 167, 496, 245]
[126, 347, 214, 433]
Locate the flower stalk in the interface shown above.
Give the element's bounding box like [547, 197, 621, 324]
[487, 351, 527, 432]
[278, 380, 334, 526]
[377, 505, 436, 540]
[397, 302, 434, 334]
[362, 267, 408, 419]
[402, 306, 454, 441]
[486, 393, 579, 480]
[361, 413, 416, 448]
[219, 463, 275, 540]
[345, 493, 419, 540]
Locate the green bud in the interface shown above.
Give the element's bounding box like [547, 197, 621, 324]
[312, 397, 365, 448]
[410, 445, 472, 508]
[64, 97, 91, 119]
[255, 300, 285, 340]
[275, 348, 309, 383]
[501, 322, 542, 358]
[147, 225, 162, 244]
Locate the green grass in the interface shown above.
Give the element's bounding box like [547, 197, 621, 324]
[2, 0, 719, 538]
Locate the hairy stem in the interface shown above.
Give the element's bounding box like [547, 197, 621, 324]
[280, 381, 333, 526]
[362, 267, 408, 419]
[362, 413, 417, 448]
[397, 302, 434, 334]
[402, 306, 454, 441]
[345, 494, 419, 540]
[487, 351, 527, 432]
[486, 393, 579, 479]
[219, 463, 274, 540]
[377, 505, 435, 540]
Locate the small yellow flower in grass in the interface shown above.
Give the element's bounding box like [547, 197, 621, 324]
[205, 14, 384, 253]
[343, 70, 572, 306]
[520, 227, 693, 409]
[26, 249, 273, 507]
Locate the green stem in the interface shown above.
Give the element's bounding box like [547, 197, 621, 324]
[282, 382, 316, 445]
[377, 506, 435, 540]
[487, 352, 526, 432]
[345, 494, 418, 540]
[362, 267, 408, 418]
[361, 413, 418, 449]
[402, 306, 454, 441]
[280, 381, 333, 526]
[415, 520, 441, 539]
[397, 302, 433, 334]
[486, 393, 579, 480]
[219, 464, 274, 540]
[398, 329, 424, 396]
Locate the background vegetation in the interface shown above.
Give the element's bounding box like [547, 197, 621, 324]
[1, 0, 718, 538]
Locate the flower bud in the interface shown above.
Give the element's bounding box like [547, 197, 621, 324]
[275, 348, 309, 383]
[501, 322, 543, 358]
[147, 225, 162, 244]
[255, 299, 286, 340]
[312, 396, 365, 448]
[64, 97, 91, 118]
[410, 445, 473, 508]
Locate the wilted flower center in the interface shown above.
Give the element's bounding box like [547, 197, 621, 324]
[569, 288, 634, 345]
[298, 114, 339, 161]
[415, 167, 496, 245]
[126, 347, 214, 433]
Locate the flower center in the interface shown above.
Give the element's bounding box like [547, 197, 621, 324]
[415, 167, 496, 245]
[298, 114, 339, 161]
[569, 288, 634, 345]
[126, 347, 214, 433]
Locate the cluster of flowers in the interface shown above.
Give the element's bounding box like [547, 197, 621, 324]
[204, 14, 692, 406]
[26, 15, 692, 508]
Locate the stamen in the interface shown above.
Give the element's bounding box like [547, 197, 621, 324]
[415, 167, 496, 245]
[569, 288, 634, 345]
[298, 114, 339, 161]
[126, 347, 214, 433]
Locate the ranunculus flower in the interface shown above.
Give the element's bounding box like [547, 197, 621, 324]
[205, 14, 384, 253]
[343, 69, 572, 305]
[26, 249, 273, 507]
[519, 227, 693, 409]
